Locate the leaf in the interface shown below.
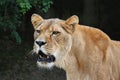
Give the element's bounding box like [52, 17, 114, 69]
[11, 30, 22, 44]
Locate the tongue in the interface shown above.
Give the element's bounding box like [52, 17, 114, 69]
[37, 55, 55, 63]
[37, 57, 48, 62]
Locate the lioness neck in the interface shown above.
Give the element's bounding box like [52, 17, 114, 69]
[61, 25, 107, 80]
[62, 25, 89, 80]
[63, 50, 90, 80]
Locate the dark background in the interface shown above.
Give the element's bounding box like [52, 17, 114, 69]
[0, 0, 120, 80]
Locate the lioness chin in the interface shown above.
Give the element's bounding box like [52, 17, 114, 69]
[31, 14, 120, 80]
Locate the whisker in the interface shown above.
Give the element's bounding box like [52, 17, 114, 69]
[27, 50, 35, 56]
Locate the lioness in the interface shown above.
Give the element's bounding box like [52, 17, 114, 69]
[31, 14, 120, 80]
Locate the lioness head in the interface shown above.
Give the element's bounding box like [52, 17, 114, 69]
[31, 14, 79, 68]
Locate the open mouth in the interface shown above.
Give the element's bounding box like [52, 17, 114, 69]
[35, 50, 55, 63]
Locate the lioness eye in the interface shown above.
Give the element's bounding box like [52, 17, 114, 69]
[36, 30, 41, 33]
[52, 31, 60, 35]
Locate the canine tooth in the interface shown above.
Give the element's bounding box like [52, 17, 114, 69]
[39, 55, 42, 58]
[47, 56, 49, 58]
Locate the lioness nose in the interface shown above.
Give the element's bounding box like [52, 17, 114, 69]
[36, 41, 46, 47]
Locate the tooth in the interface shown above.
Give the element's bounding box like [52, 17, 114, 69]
[40, 55, 42, 58]
[47, 56, 49, 58]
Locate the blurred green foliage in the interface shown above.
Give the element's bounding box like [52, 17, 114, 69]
[0, 0, 53, 44]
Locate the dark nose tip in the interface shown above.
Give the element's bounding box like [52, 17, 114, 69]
[36, 41, 46, 47]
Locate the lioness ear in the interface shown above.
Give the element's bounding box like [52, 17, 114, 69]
[31, 14, 44, 29]
[65, 15, 79, 25]
[63, 15, 79, 33]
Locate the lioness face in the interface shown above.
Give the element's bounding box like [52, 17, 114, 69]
[31, 14, 79, 68]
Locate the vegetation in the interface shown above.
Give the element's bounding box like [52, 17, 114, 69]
[0, 0, 120, 80]
[0, 0, 53, 44]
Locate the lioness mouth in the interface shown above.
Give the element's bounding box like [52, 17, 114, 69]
[37, 50, 55, 63]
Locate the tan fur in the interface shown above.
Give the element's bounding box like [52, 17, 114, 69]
[31, 14, 120, 80]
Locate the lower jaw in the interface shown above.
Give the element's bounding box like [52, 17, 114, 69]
[37, 61, 55, 68]
[40, 61, 47, 64]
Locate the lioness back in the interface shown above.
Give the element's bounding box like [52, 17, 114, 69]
[31, 14, 120, 80]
